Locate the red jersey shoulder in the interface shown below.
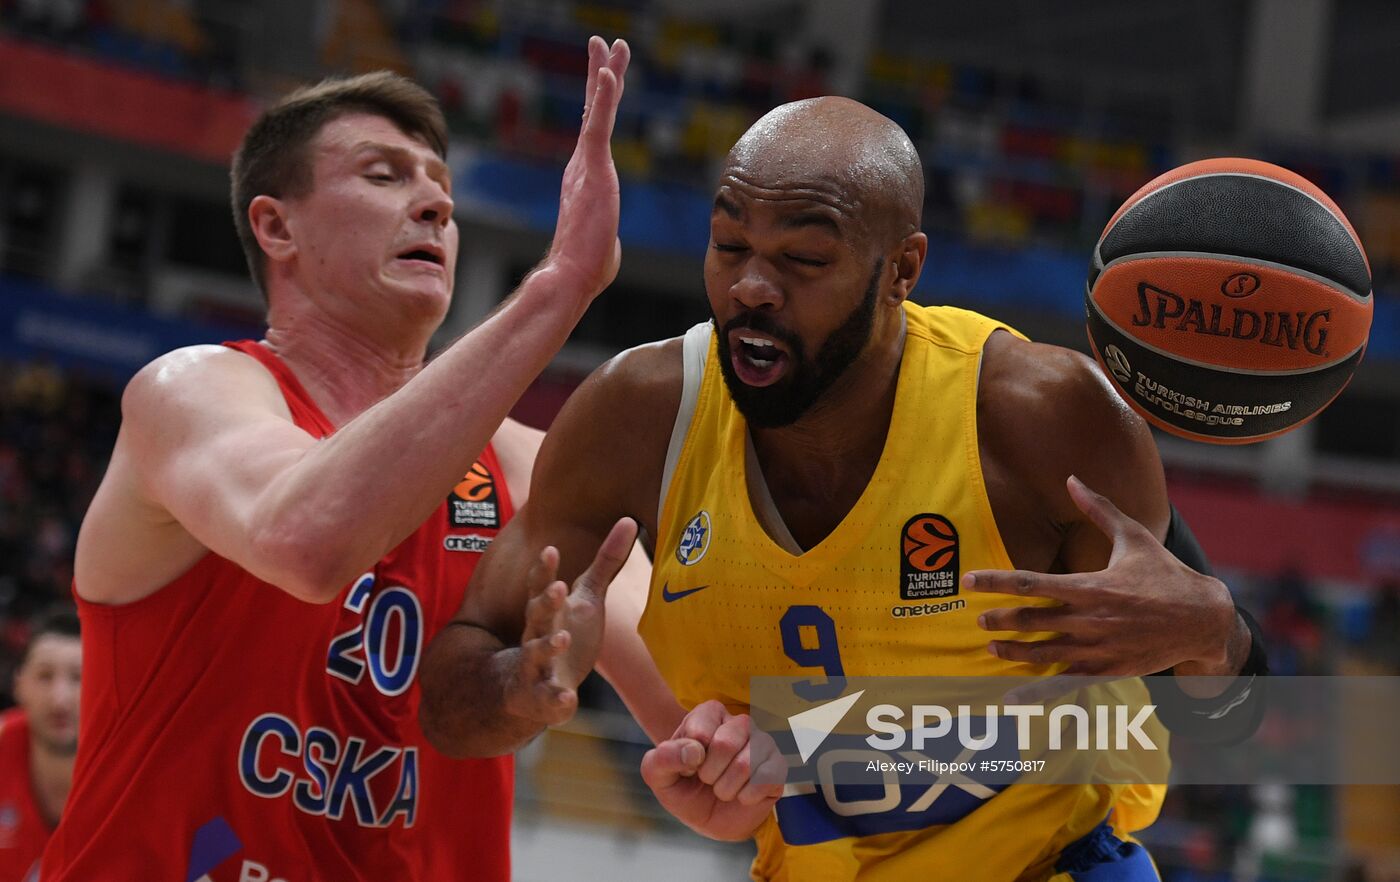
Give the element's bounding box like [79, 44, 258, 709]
[0, 707, 31, 786]
[0, 708, 47, 880]
[0, 708, 22, 739]
[46, 350, 514, 881]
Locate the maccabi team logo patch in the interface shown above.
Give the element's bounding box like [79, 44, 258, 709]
[448, 460, 500, 529]
[676, 511, 712, 566]
[900, 513, 959, 600]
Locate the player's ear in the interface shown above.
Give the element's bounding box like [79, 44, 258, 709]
[248, 195, 297, 264]
[887, 231, 927, 304]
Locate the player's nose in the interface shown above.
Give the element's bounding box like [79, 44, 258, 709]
[730, 258, 783, 311]
[413, 177, 453, 229]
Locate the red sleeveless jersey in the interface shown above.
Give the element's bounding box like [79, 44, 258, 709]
[42, 341, 514, 881]
[0, 709, 47, 882]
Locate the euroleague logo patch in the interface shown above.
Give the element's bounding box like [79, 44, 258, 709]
[899, 513, 959, 600]
[448, 460, 500, 529]
[1104, 344, 1133, 385]
[676, 511, 712, 566]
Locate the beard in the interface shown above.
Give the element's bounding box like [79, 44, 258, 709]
[714, 259, 883, 429]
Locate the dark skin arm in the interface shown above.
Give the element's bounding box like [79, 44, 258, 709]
[419, 339, 786, 836]
[418, 341, 677, 758]
[970, 331, 1252, 686]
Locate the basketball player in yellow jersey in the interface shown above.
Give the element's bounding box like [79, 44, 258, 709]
[421, 97, 1262, 880]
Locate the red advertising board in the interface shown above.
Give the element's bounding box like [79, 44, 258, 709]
[0, 36, 256, 163]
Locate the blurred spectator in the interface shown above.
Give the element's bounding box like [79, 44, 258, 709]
[1357, 580, 1400, 672]
[0, 606, 81, 880]
[10, 0, 85, 38]
[108, 0, 206, 56]
[320, 0, 409, 74]
[1263, 567, 1328, 675]
[0, 361, 118, 627]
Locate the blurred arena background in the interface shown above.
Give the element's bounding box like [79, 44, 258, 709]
[1, 0, 1399, 879]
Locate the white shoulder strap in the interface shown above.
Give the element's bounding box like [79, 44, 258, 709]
[659, 322, 713, 526]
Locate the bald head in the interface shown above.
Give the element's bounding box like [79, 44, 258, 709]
[723, 97, 924, 244]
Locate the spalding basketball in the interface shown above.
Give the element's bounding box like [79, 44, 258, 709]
[1085, 158, 1372, 444]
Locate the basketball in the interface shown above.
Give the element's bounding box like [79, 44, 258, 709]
[1085, 158, 1373, 444]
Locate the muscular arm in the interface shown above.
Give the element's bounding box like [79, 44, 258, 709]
[419, 341, 682, 757]
[977, 331, 1251, 678]
[76, 39, 631, 606]
[82, 279, 616, 606]
[493, 415, 686, 744]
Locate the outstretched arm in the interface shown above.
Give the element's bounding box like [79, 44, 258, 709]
[78, 37, 632, 606]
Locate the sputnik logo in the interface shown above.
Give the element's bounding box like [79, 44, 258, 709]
[786, 690, 865, 763]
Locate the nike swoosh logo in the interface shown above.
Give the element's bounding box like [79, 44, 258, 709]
[661, 582, 710, 602]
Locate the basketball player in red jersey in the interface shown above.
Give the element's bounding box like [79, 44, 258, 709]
[43, 37, 669, 881]
[421, 97, 1267, 879]
[0, 609, 80, 882]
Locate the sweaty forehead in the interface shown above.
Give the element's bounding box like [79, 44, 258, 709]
[713, 175, 857, 239]
[721, 146, 873, 214]
[720, 97, 922, 238]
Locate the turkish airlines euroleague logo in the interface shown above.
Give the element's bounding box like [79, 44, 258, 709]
[448, 460, 500, 529]
[899, 514, 959, 600]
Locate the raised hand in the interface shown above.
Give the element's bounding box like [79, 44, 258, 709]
[640, 700, 787, 842]
[543, 35, 631, 305]
[966, 475, 1243, 681]
[504, 516, 638, 727]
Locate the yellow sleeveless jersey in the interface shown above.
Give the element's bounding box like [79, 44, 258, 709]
[638, 302, 1165, 881]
